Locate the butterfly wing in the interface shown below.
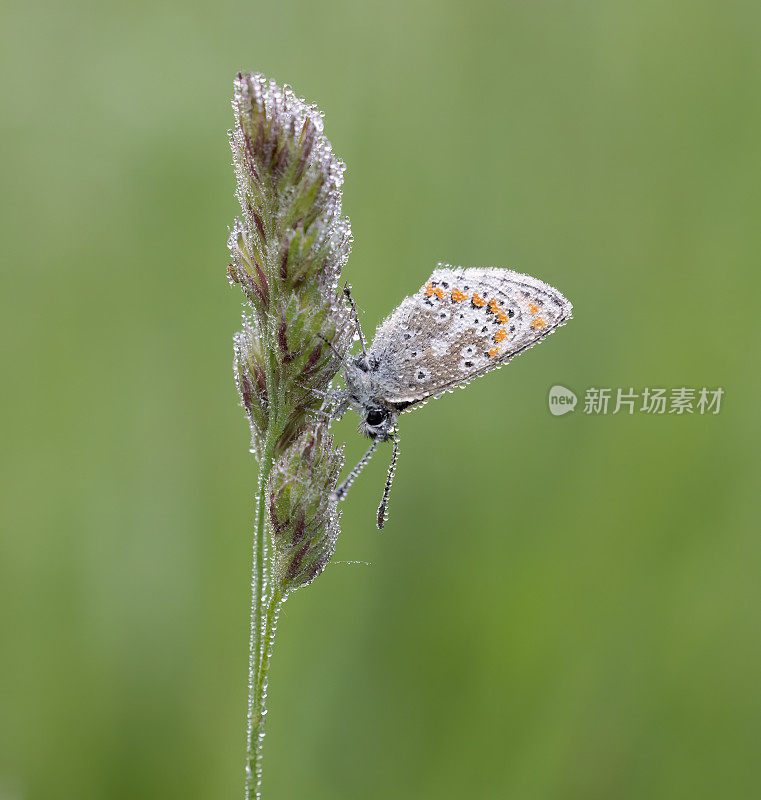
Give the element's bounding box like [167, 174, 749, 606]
[367, 265, 572, 407]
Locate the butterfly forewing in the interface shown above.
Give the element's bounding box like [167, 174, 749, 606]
[367, 266, 572, 406]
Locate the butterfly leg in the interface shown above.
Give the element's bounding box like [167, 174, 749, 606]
[343, 283, 367, 357]
[305, 408, 335, 422]
[299, 384, 332, 398]
[332, 439, 378, 503]
[376, 434, 400, 530]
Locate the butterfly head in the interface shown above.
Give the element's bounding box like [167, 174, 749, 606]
[343, 356, 399, 441]
[357, 404, 397, 441]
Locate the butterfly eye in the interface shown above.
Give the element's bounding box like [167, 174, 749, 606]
[366, 409, 388, 427]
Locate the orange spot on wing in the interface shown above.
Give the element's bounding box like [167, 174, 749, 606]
[531, 317, 547, 329]
[434, 287, 445, 300]
[494, 328, 508, 343]
[488, 298, 499, 313]
[496, 311, 509, 324]
[488, 347, 499, 357]
[528, 301, 539, 315]
[451, 288, 467, 302]
[424, 283, 435, 297]
[472, 293, 485, 307]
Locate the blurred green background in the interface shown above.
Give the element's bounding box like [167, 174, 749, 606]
[2, 0, 760, 798]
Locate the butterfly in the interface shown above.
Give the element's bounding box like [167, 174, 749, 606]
[331, 264, 572, 528]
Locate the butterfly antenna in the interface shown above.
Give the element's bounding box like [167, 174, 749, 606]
[332, 439, 378, 503]
[376, 434, 400, 530]
[343, 283, 367, 357]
